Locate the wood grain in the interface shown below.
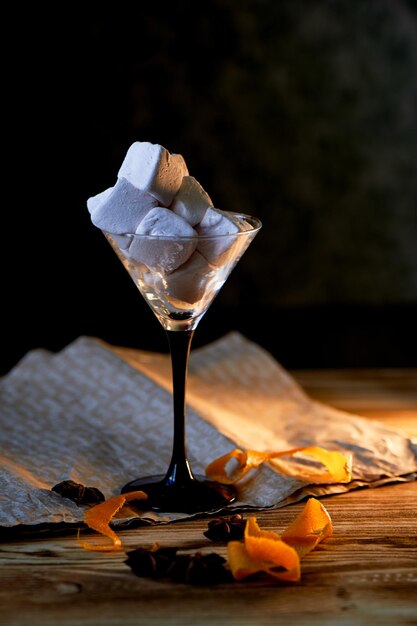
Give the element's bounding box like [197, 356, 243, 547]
[1, 369, 416, 626]
[295, 368, 417, 438]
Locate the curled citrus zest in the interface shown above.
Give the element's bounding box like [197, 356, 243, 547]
[79, 490, 147, 551]
[228, 540, 300, 582]
[281, 497, 333, 557]
[245, 516, 300, 580]
[227, 497, 332, 582]
[205, 446, 352, 485]
[205, 449, 266, 484]
[228, 541, 266, 580]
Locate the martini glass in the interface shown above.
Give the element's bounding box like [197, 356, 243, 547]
[102, 212, 261, 513]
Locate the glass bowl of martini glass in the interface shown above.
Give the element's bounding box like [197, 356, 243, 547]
[102, 212, 261, 514]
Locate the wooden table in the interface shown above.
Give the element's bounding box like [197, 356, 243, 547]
[1, 369, 416, 626]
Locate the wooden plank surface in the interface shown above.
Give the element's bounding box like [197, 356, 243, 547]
[295, 368, 417, 438]
[1, 369, 416, 626]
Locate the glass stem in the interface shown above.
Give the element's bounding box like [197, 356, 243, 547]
[163, 329, 195, 487]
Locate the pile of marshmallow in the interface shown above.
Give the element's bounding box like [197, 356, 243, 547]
[87, 141, 247, 273]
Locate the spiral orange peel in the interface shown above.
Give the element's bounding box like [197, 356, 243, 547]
[205, 446, 351, 485]
[281, 495, 333, 556]
[228, 497, 332, 581]
[79, 490, 147, 551]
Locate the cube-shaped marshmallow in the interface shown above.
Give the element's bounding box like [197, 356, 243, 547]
[171, 176, 213, 226]
[118, 141, 188, 207]
[89, 177, 158, 234]
[196, 207, 240, 266]
[87, 187, 113, 214]
[146, 250, 215, 307]
[128, 206, 197, 273]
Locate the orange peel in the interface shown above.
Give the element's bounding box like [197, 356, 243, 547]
[205, 446, 351, 485]
[79, 490, 147, 551]
[244, 516, 300, 581]
[227, 540, 300, 582]
[205, 449, 268, 484]
[227, 497, 332, 582]
[281, 497, 333, 557]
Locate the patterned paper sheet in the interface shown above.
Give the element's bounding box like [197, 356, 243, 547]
[1, 333, 416, 527]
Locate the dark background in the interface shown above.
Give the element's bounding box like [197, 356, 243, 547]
[2, 0, 417, 375]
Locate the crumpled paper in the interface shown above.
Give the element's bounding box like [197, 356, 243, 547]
[1, 332, 416, 528]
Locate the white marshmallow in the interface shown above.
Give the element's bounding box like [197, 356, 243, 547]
[196, 207, 240, 266]
[147, 251, 215, 307]
[198, 206, 225, 229]
[118, 141, 189, 206]
[87, 187, 113, 214]
[128, 207, 197, 273]
[171, 176, 213, 226]
[89, 177, 158, 234]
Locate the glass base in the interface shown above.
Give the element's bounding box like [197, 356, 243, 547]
[120, 474, 237, 514]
